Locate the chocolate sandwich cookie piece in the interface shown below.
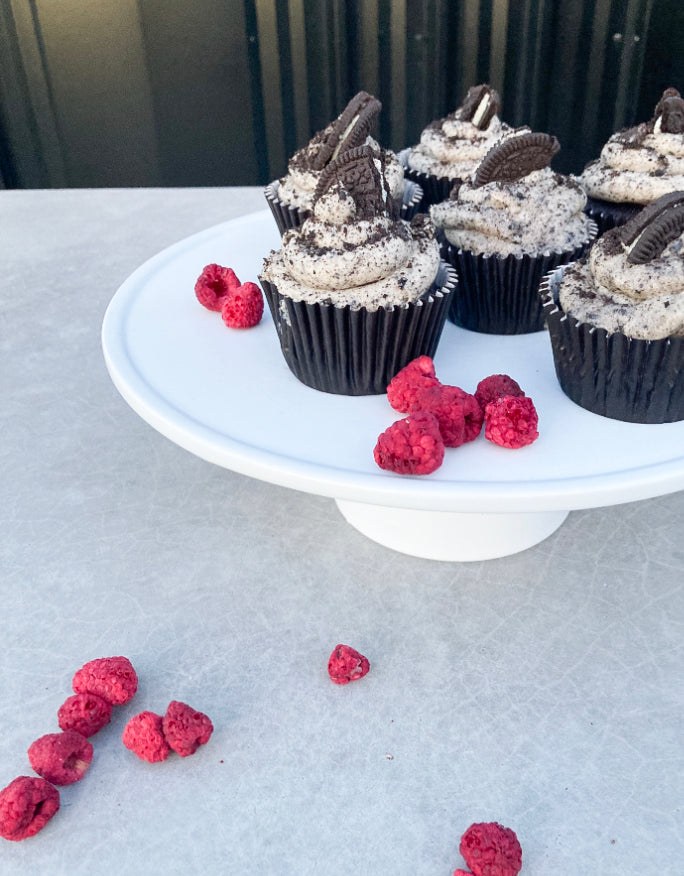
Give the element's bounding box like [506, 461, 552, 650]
[310, 91, 382, 171]
[653, 87, 682, 121]
[620, 190, 684, 264]
[456, 84, 502, 130]
[660, 95, 684, 134]
[473, 131, 560, 187]
[313, 144, 390, 219]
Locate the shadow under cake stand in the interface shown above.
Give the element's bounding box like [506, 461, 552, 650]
[101, 210, 684, 562]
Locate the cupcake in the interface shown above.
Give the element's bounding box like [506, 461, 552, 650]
[430, 131, 597, 334]
[400, 84, 525, 208]
[581, 88, 684, 234]
[540, 191, 684, 423]
[265, 91, 422, 234]
[259, 145, 456, 395]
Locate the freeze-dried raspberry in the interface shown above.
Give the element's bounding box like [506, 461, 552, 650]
[28, 730, 93, 786]
[0, 776, 60, 841]
[72, 656, 138, 706]
[484, 395, 539, 449]
[122, 712, 170, 763]
[221, 281, 264, 328]
[374, 411, 445, 475]
[57, 692, 112, 737]
[386, 355, 441, 412]
[327, 645, 370, 685]
[474, 374, 525, 410]
[459, 822, 522, 876]
[453, 871, 473, 876]
[162, 701, 213, 758]
[195, 263, 240, 311]
[411, 384, 484, 447]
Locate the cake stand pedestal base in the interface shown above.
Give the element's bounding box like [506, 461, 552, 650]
[335, 500, 569, 562]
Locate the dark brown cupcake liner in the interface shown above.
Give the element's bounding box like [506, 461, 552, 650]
[264, 178, 424, 236]
[397, 148, 460, 210]
[259, 261, 456, 395]
[584, 196, 642, 236]
[439, 223, 597, 334]
[540, 265, 684, 423]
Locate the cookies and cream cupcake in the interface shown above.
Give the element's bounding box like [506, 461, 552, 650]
[430, 131, 596, 333]
[400, 84, 525, 208]
[540, 191, 684, 422]
[580, 88, 684, 233]
[260, 145, 455, 395]
[265, 91, 421, 234]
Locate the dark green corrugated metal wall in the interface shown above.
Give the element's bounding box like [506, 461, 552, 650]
[0, 0, 681, 188]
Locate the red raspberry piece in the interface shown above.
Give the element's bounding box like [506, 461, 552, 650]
[162, 701, 214, 757]
[72, 656, 138, 706]
[386, 355, 441, 412]
[195, 263, 240, 311]
[374, 411, 445, 475]
[57, 692, 112, 737]
[0, 776, 60, 841]
[28, 730, 93, 786]
[411, 384, 484, 447]
[474, 374, 525, 411]
[484, 395, 539, 449]
[122, 712, 170, 763]
[459, 822, 522, 876]
[221, 281, 264, 328]
[327, 645, 370, 685]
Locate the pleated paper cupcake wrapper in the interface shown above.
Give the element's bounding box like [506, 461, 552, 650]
[397, 148, 460, 209]
[259, 261, 456, 395]
[264, 179, 424, 236]
[584, 196, 641, 236]
[441, 226, 597, 335]
[540, 265, 684, 423]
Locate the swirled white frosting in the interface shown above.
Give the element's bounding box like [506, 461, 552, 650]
[406, 114, 525, 180]
[277, 136, 405, 211]
[430, 167, 593, 256]
[581, 119, 684, 205]
[557, 228, 684, 339]
[261, 186, 441, 311]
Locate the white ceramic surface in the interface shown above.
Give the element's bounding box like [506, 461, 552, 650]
[102, 209, 684, 558]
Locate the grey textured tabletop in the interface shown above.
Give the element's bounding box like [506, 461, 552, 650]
[1, 187, 682, 875]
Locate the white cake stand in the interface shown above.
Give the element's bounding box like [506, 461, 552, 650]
[101, 210, 684, 561]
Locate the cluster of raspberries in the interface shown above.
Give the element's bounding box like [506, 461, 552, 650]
[1, 657, 214, 842]
[123, 701, 213, 764]
[0, 656, 137, 842]
[453, 821, 523, 876]
[194, 263, 264, 328]
[374, 357, 539, 475]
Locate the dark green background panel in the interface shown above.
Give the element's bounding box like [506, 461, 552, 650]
[0, 0, 681, 188]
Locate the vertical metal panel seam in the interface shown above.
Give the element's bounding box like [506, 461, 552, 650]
[243, 0, 270, 182]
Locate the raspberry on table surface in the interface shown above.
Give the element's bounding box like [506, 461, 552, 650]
[474, 374, 525, 411]
[327, 645, 370, 685]
[195, 263, 241, 311]
[162, 701, 214, 758]
[72, 656, 138, 706]
[411, 384, 484, 447]
[374, 411, 445, 475]
[0, 776, 60, 842]
[122, 712, 170, 763]
[221, 281, 264, 328]
[386, 355, 441, 413]
[484, 395, 539, 449]
[459, 821, 523, 876]
[28, 731, 93, 786]
[57, 692, 112, 737]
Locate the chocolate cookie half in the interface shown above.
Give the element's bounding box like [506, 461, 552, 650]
[474, 132, 560, 187]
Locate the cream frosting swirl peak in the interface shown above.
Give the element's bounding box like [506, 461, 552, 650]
[261, 149, 440, 310]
